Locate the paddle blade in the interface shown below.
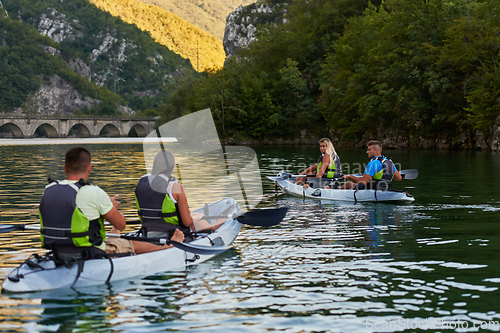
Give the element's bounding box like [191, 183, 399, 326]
[401, 169, 418, 180]
[170, 240, 231, 255]
[236, 207, 288, 227]
[0, 224, 25, 233]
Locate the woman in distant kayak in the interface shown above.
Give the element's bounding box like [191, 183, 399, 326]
[135, 150, 225, 240]
[295, 138, 341, 185]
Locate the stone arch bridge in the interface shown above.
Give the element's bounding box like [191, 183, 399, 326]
[0, 115, 157, 138]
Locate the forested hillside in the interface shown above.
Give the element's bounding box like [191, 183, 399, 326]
[0, 10, 120, 115]
[89, 0, 226, 71]
[0, 0, 194, 115]
[138, 0, 257, 40]
[160, 0, 500, 150]
[159, 0, 381, 141]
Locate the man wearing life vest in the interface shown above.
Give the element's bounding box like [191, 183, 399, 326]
[340, 140, 402, 190]
[295, 138, 341, 185]
[135, 150, 225, 240]
[39, 146, 184, 260]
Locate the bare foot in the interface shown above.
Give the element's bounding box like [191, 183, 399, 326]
[170, 228, 185, 243]
[159, 229, 185, 250]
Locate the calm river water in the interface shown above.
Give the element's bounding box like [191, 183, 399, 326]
[0, 140, 499, 332]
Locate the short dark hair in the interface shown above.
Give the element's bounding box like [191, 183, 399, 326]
[367, 140, 382, 151]
[65, 146, 91, 174]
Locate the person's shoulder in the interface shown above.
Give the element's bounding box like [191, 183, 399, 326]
[80, 183, 108, 195]
[171, 181, 183, 190]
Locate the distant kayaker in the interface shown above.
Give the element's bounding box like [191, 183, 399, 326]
[340, 140, 402, 190]
[295, 138, 341, 186]
[135, 150, 226, 240]
[39, 146, 185, 262]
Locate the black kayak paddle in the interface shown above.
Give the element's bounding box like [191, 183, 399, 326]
[0, 224, 231, 255]
[202, 207, 288, 227]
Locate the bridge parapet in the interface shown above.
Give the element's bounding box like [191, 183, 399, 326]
[0, 114, 157, 138]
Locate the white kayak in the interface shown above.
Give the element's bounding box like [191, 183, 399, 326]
[2, 198, 242, 293]
[268, 173, 415, 203]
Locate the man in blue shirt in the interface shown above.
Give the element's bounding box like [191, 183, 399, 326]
[340, 140, 402, 189]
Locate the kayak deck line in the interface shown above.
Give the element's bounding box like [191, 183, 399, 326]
[268, 173, 415, 203]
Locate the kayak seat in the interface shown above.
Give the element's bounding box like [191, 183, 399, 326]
[50, 245, 107, 268]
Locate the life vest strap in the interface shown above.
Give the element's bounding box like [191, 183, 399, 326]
[40, 219, 101, 240]
[138, 210, 177, 218]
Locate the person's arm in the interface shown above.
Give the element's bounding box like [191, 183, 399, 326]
[393, 169, 402, 181]
[343, 173, 372, 186]
[103, 194, 126, 231]
[295, 164, 318, 182]
[171, 183, 195, 231]
[316, 154, 331, 178]
[343, 160, 377, 186]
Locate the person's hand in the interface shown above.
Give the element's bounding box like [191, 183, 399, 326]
[110, 194, 121, 209]
[110, 227, 121, 234]
[303, 183, 310, 188]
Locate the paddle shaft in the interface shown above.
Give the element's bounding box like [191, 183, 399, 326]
[0, 224, 230, 255]
[347, 169, 418, 180]
[0, 206, 287, 235]
[106, 232, 168, 245]
[276, 169, 417, 180]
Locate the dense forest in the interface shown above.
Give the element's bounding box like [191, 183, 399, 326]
[160, 0, 500, 149]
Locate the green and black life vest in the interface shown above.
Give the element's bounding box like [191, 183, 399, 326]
[371, 156, 395, 181]
[134, 174, 189, 234]
[316, 153, 341, 179]
[39, 180, 104, 249]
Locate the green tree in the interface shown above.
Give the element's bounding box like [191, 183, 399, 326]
[321, 0, 472, 143]
[438, 0, 500, 143]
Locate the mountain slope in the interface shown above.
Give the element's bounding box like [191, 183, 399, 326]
[138, 0, 257, 41]
[89, 0, 226, 71]
[0, 0, 194, 115]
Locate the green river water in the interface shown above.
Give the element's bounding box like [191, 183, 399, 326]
[0, 140, 499, 332]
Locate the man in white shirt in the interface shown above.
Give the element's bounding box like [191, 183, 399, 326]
[39, 146, 184, 256]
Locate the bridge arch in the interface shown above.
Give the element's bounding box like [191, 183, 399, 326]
[99, 123, 121, 137]
[128, 123, 148, 137]
[0, 123, 24, 138]
[68, 123, 91, 138]
[34, 123, 59, 138]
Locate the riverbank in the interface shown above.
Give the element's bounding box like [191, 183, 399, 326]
[224, 127, 500, 151]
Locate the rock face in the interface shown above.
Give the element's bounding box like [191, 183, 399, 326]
[38, 8, 84, 43]
[223, 2, 289, 59]
[15, 75, 97, 115]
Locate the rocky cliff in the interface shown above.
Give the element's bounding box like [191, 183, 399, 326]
[223, 2, 288, 59]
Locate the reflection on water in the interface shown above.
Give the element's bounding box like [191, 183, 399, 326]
[0, 143, 500, 332]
